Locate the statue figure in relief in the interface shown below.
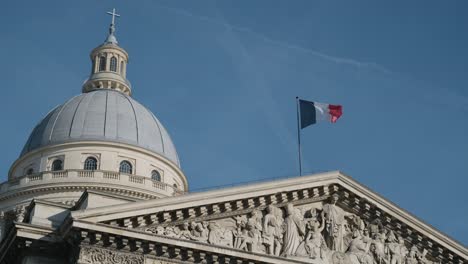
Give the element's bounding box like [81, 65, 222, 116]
[207, 222, 233, 247]
[322, 194, 356, 252]
[262, 205, 283, 256]
[164, 226, 179, 238]
[178, 222, 192, 240]
[346, 229, 374, 264]
[233, 215, 248, 250]
[406, 246, 419, 264]
[187, 221, 208, 243]
[242, 219, 262, 252]
[370, 233, 387, 264]
[387, 231, 408, 264]
[281, 203, 306, 256]
[296, 209, 327, 260]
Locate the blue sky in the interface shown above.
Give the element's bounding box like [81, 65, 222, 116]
[1, 1, 466, 244]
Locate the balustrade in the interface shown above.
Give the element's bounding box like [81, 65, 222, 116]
[28, 174, 43, 182]
[52, 170, 68, 178]
[1, 169, 185, 196]
[78, 170, 94, 178]
[128, 175, 144, 184]
[103, 171, 120, 180]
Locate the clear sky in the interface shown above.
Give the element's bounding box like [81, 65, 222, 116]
[1, 0, 466, 244]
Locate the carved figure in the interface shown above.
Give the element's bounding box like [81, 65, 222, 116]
[207, 222, 233, 247]
[281, 203, 306, 256]
[370, 233, 387, 264]
[164, 226, 179, 238]
[296, 210, 327, 260]
[387, 232, 408, 264]
[306, 211, 327, 259]
[233, 215, 249, 250]
[346, 230, 373, 264]
[189, 221, 208, 243]
[189, 221, 201, 237]
[15, 205, 26, 222]
[331, 251, 352, 264]
[155, 226, 165, 235]
[415, 249, 432, 264]
[406, 246, 419, 264]
[369, 219, 384, 238]
[241, 219, 263, 252]
[246, 209, 264, 252]
[178, 222, 192, 240]
[262, 205, 283, 256]
[322, 195, 356, 252]
[79, 246, 144, 264]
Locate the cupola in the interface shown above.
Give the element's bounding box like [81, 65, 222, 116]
[82, 8, 132, 95]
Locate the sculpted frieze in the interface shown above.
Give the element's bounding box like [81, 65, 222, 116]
[144, 258, 179, 264]
[144, 195, 440, 264]
[79, 246, 144, 264]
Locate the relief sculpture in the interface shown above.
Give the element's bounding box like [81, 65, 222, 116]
[78, 246, 143, 264]
[144, 195, 439, 264]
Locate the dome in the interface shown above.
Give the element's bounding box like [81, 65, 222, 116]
[21, 90, 180, 167]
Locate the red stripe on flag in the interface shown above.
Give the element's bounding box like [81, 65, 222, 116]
[328, 104, 343, 123]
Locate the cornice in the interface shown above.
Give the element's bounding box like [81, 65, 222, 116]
[71, 171, 340, 221]
[0, 183, 161, 204]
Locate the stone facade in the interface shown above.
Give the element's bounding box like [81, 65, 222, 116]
[1, 171, 466, 264]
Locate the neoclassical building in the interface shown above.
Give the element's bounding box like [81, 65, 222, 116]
[0, 11, 466, 264]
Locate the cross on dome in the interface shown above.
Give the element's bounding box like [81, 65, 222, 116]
[104, 8, 120, 45]
[107, 8, 120, 26]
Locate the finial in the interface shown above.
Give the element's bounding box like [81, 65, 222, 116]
[105, 8, 121, 45]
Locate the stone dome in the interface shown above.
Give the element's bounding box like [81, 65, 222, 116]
[21, 89, 180, 167]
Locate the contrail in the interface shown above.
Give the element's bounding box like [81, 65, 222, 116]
[155, 3, 392, 74]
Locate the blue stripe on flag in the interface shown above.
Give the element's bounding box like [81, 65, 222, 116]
[299, 99, 316, 129]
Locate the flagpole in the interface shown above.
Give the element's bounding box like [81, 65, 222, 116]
[296, 97, 303, 176]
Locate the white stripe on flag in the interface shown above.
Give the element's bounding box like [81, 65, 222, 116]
[314, 102, 331, 121]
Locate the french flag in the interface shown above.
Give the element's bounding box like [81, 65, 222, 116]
[299, 99, 343, 129]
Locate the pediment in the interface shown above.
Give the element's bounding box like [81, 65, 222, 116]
[70, 171, 467, 263]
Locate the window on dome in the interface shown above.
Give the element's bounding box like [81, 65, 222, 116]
[120, 61, 124, 74]
[110, 56, 117, 72]
[99, 55, 107, 71]
[173, 183, 178, 189]
[84, 157, 98, 171]
[151, 170, 161, 181]
[26, 168, 34, 175]
[119, 161, 132, 174]
[51, 159, 63, 171]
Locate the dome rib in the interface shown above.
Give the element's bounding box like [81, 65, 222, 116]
[20, 90, 180, 167]
[124, 93, 139, 143]
[150, 111, 165, 154]
[68, 95, 86, 138]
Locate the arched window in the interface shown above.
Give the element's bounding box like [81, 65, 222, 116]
[99, 55, 107, 71]
[51, 159, 63, 171]
[151, 170, 161, 181]
[120, 61, 124, 74]
[84, 157, 98, 171]
[119, 161, 132, 174]
[26, 168, 34, 175]
[173, 183, 178, 189]
[110, 56, 117, 72]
